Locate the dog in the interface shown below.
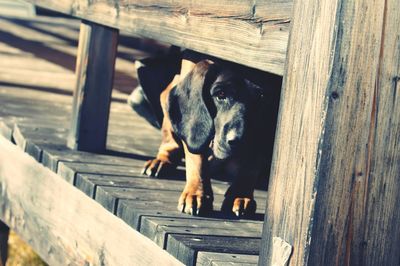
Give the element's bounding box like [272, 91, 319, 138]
[142, 59, 279, 217]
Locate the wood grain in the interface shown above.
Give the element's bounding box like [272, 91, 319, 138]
[167, 234, 261, 266]
[259, 0, 400, 265]
[197, 252, 258, 266]
[0, 121, 12, 141]
[24, 0, 292, 75]
[140, 216, 263, 248]
[0, 135, 182, 265]
[67, 21, 118, 152]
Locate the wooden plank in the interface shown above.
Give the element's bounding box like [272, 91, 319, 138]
[57, 161, 144, 184]
[0, 135, 182, 265]
[0, 221, 9, 266]
[95, 186, 183, 214]
[24, 0, 291, 75]
[41, 143, 150, 171]
[140, 216, 262, 248]
[0, 121, 12, 141]
[259, 0, 400, 265]
[12, 125, 67, 160]
[197, 252, 258, 266]
[166, 234, 260, 266]
[117, 199, 189, 230]
[0, 0, 36, 17]
[255, 0, 292, 20]
[67, 20, 118, 152]
[75, 172, 185, 198]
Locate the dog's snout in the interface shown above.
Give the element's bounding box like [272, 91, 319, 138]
[226, 130, 240, 146]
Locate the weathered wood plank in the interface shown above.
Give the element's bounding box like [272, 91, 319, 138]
[0, 135, 182, 265]
[117, 199, 189, 230]
[75, 172, 184, 198]
[140, 216, 262, 248]
[67, 21, 118, 152]
[0, 0, 36, 17]
[40, 143, 150, 171]
[197, 252, 258, 266]
[57, 161, 144, 184]
[95, 186, 183, 213]
[166, 234, 260, 266]
[24, 0, 291, 75]
[0, 121, 12, 141]
[259, 0, 400, 265]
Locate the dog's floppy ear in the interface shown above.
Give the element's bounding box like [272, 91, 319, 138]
[167, 60, 218, 153]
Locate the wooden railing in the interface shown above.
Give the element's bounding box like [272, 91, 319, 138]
[26, 0, 291, 76]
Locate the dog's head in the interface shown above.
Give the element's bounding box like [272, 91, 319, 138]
[167, 60, 264, 159]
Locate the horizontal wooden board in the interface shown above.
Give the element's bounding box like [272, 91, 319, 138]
[197, 252, 258, 266]
[140, 216, 262, 248]
[166, 234, 261, 266]
[75, 173, 185, 198]
[24, 0, 292, 75]
[117, 199, 190, 230]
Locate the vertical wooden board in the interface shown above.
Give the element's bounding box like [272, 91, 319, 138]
[361, 0, 400, 265]
[260, 0, 400, 265]
[67, 21, 118, 152]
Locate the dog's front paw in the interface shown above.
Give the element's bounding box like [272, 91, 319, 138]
[221, 197, 256, 218]
[142, 158, 176, 178]
[178, 186, 213, 216]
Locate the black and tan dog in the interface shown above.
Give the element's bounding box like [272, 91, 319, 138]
[142, 59, 279, 217]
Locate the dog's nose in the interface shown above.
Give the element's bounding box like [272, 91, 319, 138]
[226, 130, 240, 146]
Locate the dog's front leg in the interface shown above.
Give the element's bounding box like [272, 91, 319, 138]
[178, 143, 213, 216]
[143, 76, 183, 177]
[221, 159, 259, 218]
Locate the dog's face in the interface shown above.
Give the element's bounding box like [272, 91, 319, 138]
[168, 60, 263, 159]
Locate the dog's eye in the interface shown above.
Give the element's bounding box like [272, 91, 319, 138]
[216, 91, 227, 101]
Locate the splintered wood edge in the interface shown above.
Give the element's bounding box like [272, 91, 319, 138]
[271, 237, 292, 266]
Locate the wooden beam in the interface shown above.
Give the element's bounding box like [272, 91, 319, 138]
[23, 0, 292, 75]
[67, 20, 118, 152]
[259, 0, 400, 265]
[0, 135, 182, 265]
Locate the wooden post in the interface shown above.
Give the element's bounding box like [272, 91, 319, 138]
[67, 21, 119, 152]
[259, 0, 400, 265]
[0, 221, 9, 266]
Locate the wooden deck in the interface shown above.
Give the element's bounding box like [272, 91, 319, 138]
[0, 15, 268, 265]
